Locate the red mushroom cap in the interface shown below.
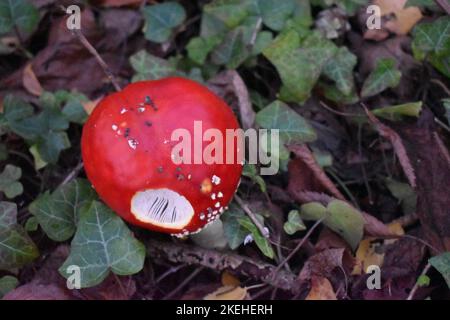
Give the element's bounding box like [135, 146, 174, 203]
[81, 77, 243, 236]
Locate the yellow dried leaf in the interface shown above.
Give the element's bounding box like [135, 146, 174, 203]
[352, 237, 384, 275]
[221, 271, 240, 287]
[204, 285, 247, 300]
[22, 63, 43, 97]
[82, 96, 103, 115]
[374, 0, 407, 15]
[305, 276, 337, 300]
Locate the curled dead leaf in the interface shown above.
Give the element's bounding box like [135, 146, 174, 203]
[22, 63, 43, 97]
[305, 276, 337, 300]
[204, 285, 247, 300]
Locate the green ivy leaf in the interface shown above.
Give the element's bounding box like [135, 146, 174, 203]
[238, 216, 274, 259]
[59, 201, 146, 288]
[221, 203, 248, 250]
[429, 252, 450, 289]
[24, 216, 39, 232]
[143, 2, 186, 43]
[29, 179, 97, 242]
[211, 28, 250, 69]
[130, 50, 176, 82]
[249, 0, 296, 31]
[242, 164, 266, 193]
[256, 100, 317, 144]
[263, 30, 337, 103]
[0, 202, 39, 271]
[412, 17, 450, 78]
[0, 275, 18, 298]
[0, 0, 39, 36]
[323, 47, 357, 96]
[361, 58, 401, 98]
[0, 164, 23, 199]
[62, 99, 88, 124]
[372, 102, 422, 121]
[187, 35, 222, 65]
[283, 210, 306, 235]
[0, 95, 40, 140]
[204, 0, 250, 29]
[300, 200, 364, 250]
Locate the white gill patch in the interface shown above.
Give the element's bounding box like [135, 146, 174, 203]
[131, 188, 194, 229]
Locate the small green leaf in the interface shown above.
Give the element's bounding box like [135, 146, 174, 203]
[36, 131, 71, 164]
[24, 216, 39, 232]
[283, 210, 306, 235]
[429, 252, 450, 289]
[417, 275, 430, 287]
[29, 179, 97, 242]
[0, 164, 23, 199]
[130, 50, 176, 82]
[221, 203, 248, 250]
[211, 28, 250, 69]
[143, 2, 186, 43]
[373, 102, 422, 121]
[0, 275, 18, 298]
[59, 201, 146, 288]
[300, 200, 364, 250]
[263, 30, 337, 103]
[238, 216, 274, 259]
[361, 58, 401, 98]
[412, 17, 450, 78]
[256, 100, 317, 144]
[385, 178, 417, 214]
[204, 0, 250, 29]
[242, 164, 266, 193]
[62, 100, 88, 124]
[29, 144, 47, 170]
[0, 202, 39, 271]
[187, 35, 222, 65]
[249, 0, 296, 31]
[0, 0, 39, 35]
[323, 47, 357, 96]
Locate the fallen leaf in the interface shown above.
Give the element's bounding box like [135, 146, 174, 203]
[299, 248, 346, 281]
[204, 285, 247, 300]
[3, 283, 74, 300]
[82, 96, 103, 115]
[305, 276, 337, 300]
[352, 238, 385, 275]
[221, 271, 241, 287]
[22, 63, 43, 97]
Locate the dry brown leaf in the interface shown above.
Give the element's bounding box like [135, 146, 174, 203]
[374, 0, 407, 15]
[305, 276, 337, 300]
[365, 108, 416, 188]
[83, 96, 103, 115]
[221, 271, 241, 287]
[299, 248, 346, 281]
[204, 285, 247, 300]
[22, 63, 43, 97]
[352, 238, 384, 275]
[385, 7, 423, 35]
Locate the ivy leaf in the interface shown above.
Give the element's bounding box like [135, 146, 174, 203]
[36, 131, 70, 164]
[130, 50, 176, 82]
[0, 275, 18, 298]
[211, 28, 250, 69]
[412, 17, 450, 78]
[385, 178, 417, 214]
[0, 0, 39, 36]
[323, 47, 357, 96]
[204, 0, 250, 29]
[283, 210, 306, 235]
[256, 100, 317, 144]
[242, 164, 266, 193]
[62, 99, 88, 124]
[238, 216, 274, 259]
[143, 2, 186, 43]
[361, 58, 401, 98]
[0, 164, 23, 199]
[29, 179, 97, 242]
[59, 201, 146, 288]
[372, 102, 422, 121]
[24, 216, 39, 232]
[0, 202, 39, 271]
[263, 30, 337, 103]
[429, 252, 450, 289]
[0, 95, 40, 140]
[187, 35, 222, 65]
[300, 200, 364, 250]
[249, 0, 296, 31]
[221, 203, 248, 250]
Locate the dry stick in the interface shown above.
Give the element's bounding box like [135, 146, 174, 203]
[71, 29, 121, 92]
[60, 161, 84, 186]
[406, 263, 432, 300]
[234, 194, 270, 238]
[434, 0, 450, 15]
[270, 218, 324, 278]
[162, 267, 204, 300]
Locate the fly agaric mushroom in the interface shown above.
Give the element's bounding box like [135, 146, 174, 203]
[81, 77, 243, 237]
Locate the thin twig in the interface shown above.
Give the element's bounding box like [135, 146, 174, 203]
[406, 263, 432, 300]
[434, 0, 450, 15]
[162, 267, 204, 300]
[60, 162, 84, 186]
[72, 29, 121, 92]
[270, 218, 324, 278]
[234, 195, 270, 238]
[155, 264, 186, 283]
